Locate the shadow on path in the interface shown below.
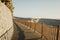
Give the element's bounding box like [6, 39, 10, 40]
[11, 21, 25, 40]
[11, 20, 42, 40]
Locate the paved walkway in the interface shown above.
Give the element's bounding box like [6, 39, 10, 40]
[11, 20, 42, 40]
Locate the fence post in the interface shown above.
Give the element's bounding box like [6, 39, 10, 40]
[30, 21, 31, 28]
[56, 26, 59, 40]
[41, 23, 43, 39]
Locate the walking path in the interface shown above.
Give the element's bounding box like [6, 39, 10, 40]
[11, 20, 42, 40]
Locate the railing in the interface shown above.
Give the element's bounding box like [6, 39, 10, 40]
[15, 19, 60, 40]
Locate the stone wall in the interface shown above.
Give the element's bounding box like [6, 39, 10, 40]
[0, 1, 13, 40]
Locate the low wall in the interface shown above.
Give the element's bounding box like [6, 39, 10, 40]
[15, 19, 26, 25]
[0, 1, 13, 40]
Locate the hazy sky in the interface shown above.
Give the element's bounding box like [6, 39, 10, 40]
[12, 0, 60, 19]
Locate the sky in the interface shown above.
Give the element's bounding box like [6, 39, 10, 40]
[12, 0, 60, 19]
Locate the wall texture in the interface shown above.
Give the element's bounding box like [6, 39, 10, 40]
[0, 1, 13, 40]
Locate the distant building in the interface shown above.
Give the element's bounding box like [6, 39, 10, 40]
[31, 18, 40, 23]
